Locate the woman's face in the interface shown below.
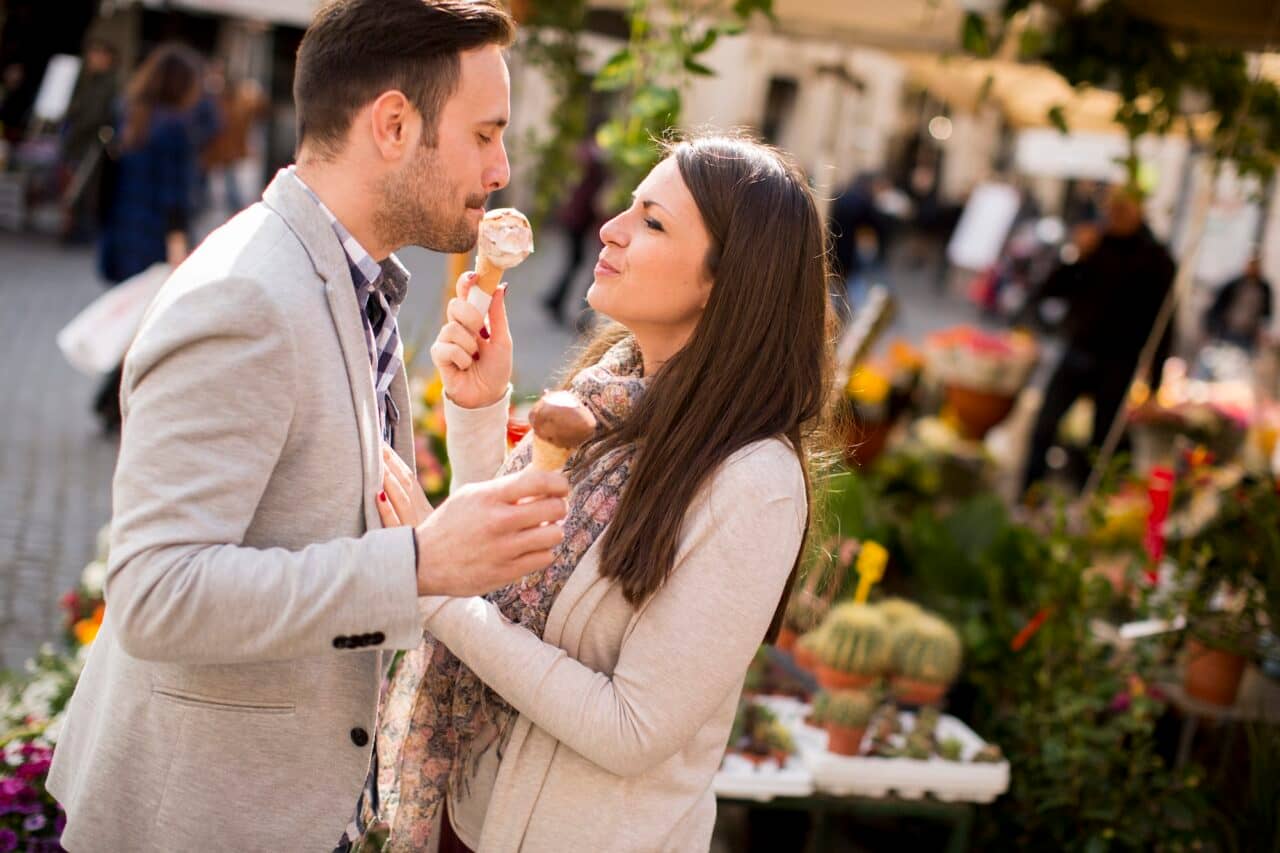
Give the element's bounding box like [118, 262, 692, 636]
[588, 158, 714, 357]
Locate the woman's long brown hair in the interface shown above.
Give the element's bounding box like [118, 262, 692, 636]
[121, 43, 203, 151]
[563, 132, 837, 642]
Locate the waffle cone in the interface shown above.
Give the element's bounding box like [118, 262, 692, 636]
[530, 437, 572, 472]
[473, 254, 505, 296]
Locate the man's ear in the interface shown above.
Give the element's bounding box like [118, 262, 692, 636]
[367, 90, 416, 162]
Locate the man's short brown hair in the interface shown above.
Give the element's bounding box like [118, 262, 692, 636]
[294, 0, 515, 156]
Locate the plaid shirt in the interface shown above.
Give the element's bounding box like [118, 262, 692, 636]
[290, 168, 407, 444]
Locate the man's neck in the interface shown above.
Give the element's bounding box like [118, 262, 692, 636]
[294, 158, 392, 261]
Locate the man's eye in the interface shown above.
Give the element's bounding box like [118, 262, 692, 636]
[644, 217, 664, 232]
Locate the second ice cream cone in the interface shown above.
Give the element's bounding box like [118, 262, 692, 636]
[530, 437, 572, 472]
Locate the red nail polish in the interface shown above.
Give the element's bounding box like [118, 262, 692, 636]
[378, 491, 387, 502]
[479, 326, 490, 340]
[472, 352, 480, 361]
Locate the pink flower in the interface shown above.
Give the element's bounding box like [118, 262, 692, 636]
[16, 758, 51, 779]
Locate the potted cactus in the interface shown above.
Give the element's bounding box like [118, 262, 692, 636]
[824, 690, 876, 756]
[888, 612, 963, 705]
[793, 629, 822, 673]
[874, 596, 925, 626]
[815, 602, 891, 690]
[806, 689, 832, 728]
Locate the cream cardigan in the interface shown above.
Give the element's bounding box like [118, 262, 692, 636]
[417, 391, 806, 852]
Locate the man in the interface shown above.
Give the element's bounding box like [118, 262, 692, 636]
[1204, 252, 1273, 354]
[1020, 186, 1175, 495]
[59, 39, 118, 242]
[48, 2, 568, 850]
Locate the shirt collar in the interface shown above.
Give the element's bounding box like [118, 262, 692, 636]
[287, 166, 409, 306]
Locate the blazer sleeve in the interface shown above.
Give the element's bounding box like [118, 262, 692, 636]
[104, 274, 421, 664]
[418, 442, 806, 776]
[443, 388, 511, 490]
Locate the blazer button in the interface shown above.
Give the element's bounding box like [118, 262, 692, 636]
[371, 632, 385, 645]
[350, 727, 369, 747]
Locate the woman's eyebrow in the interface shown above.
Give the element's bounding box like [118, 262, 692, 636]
[638, 199, 672, 216]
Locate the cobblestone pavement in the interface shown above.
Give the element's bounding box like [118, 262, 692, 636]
[0, 234, 118, 669]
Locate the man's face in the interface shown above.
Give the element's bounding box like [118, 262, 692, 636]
[376, 45, 511, 253]
[1104, 190, 1143, 236]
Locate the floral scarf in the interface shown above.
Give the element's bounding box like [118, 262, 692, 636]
[363, 338, 646, 851]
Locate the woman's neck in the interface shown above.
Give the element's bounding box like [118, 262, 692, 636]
[631, 325, 696, 378]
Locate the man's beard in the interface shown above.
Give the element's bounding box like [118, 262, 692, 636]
[373, 144, 486, 254]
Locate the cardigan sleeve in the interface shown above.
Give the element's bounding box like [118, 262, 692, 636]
[443, 387, 511, 490]
[419, 440, 806, 777]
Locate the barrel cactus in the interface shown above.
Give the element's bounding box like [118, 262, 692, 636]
[815, 603, 891, 688]
[823, 689, 877, 756]
[874, 596, 925, 625]
[888, 612, 962, 703]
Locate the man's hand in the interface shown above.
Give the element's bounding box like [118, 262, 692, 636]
[414, 467, 569, 596]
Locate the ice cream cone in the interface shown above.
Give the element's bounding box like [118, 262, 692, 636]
[473, 253, 504, 297]
[530, 436, 572, 471]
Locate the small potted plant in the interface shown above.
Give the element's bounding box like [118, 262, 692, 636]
[874, 596, 925, 626]
[824, 690, 876, 756]
[814, 603, 891, 690]
[888, 612, 963, 706]
[793, 629, 822, 673]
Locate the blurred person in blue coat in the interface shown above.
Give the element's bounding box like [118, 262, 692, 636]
[94, 43, 203, 430]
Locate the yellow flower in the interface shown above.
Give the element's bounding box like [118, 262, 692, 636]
[73, 616, 101, 646]
[847, 365, 891, 405]
[424, 373, 444, 407]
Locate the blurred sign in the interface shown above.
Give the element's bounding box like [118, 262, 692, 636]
[31, 55, 82, 124]
[946, 182, 1021, 271]
[1014, 129, 1129, 181]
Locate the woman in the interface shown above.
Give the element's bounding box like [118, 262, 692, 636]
[369, 134, 833, 852]
[93, 43, 202, 430]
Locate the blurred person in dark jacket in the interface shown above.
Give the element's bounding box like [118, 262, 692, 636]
[1204, 252, 1273, 353]
[93, 43, 203, 431]
[201, 73, 267, 214]
[829, 172, 892, 316]
[59, 40, 119, 242]
[1020, 186, 1175, 495]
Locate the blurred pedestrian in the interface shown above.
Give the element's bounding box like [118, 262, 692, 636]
[829, 172, 893, 317]
[1204, 251, 1273, 354]
[93, 42, 203, 431]
[201, 73, 268, 215]
[1020, 186, 1176, 496]
[59, 40, 119, 243]
[541, 136, 606, 325]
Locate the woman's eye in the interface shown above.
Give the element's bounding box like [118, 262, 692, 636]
[478, 134, 492, 145]
[644, 217, 664, 232]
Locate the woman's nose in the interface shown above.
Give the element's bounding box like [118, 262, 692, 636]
[599, 213, 628, 247]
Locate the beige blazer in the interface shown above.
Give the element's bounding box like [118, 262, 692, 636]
[418, 393, 807, 852]
[48, 170, 422, 852]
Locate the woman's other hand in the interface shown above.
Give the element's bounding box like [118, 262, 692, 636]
[429, 271, 512, 409]
[377, 443, 433, 528]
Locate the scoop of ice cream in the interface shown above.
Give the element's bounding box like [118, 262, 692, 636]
[478, 208, 534, 269]
[529, 390, 596, 449]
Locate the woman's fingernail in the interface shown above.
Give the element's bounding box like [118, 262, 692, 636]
[472, 352, 480, 361]
[479, 327, 490, 340]
[378, 491, 387, 502]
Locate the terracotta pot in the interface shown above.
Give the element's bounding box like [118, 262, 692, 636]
[776, 627, 798, 652]
[891, 676, 948, 706]
[794, 643, 818, 672]
[844, 419, 891, 468]
[943, 384, 1016, 440]
[1184, 638, 1247, 707]
[816, 665, 876, 691]
[826, 723, 867, 757]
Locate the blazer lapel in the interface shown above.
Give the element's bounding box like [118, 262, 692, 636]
[262, 169, 382, 532]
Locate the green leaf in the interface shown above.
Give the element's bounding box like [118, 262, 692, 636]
[690, 28, 719, 55]
[962, 12, 991, 58]
[732, 0, 773, 21]
[1047, 104, 1069, 134]
[684, 58, 714, 76]
[594, 50, 635, 92]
